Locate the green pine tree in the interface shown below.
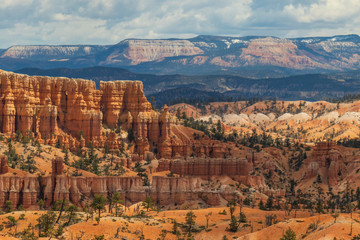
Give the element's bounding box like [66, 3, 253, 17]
[280, 227, 296, 240]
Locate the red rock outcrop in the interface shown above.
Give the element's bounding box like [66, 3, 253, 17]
[0, 156, 8, 174]
[0, 156, 238, 208]
[100, 80, 152, 128]
[0, 69, 102, 147]
[0, 69, 233, 159]
[150, 176, 230, 206]
[302, 142, 345, 186]
[155, 157, 271, 190]
[157, 158, 252, 177]
[0, 157, 39, 209]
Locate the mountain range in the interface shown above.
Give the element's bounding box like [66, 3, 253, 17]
[3, 34, 360, 78]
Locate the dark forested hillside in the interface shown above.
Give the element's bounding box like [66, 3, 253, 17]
[16, 67, 360, 106]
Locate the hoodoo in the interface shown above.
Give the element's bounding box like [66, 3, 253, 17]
[0, 70, 233, 158]
[0, 155, 238, 208]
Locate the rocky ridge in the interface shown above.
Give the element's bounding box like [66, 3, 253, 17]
[3, 35, 360, 76]
[1, 45, 108, 61]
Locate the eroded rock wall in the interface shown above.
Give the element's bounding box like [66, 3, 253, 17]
[0, 69, 102, 147]
[302, 142, 345, 186]
[157, 158, 252, 177]
[0, 156, 237, 208]
[0, 70, 232, 158]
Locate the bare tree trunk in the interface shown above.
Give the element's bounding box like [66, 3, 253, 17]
[49, 200, 66, 240]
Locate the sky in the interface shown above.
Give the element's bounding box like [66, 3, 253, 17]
[1, 0, 360, 48]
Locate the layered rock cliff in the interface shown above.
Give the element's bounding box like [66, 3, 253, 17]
[4, 34, 360, 76]
[0, 69, 102, 148]
[0, 156, 238, 209]
[157, 158, 252, 177]
[156, 156, 268, 189]
[99, 39, 203, 65]
[0, 69, 234, 159]
[300, 142, 348, 188]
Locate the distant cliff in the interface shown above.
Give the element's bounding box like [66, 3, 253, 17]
[3, 34, 360, 77]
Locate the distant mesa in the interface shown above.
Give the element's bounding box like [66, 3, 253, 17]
[2, 34, 360, 77]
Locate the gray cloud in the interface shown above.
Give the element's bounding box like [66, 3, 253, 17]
[0, 0, 359, 48]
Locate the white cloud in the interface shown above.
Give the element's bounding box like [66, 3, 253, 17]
[0, 16, 108, 46]
[0, 0, 254, 47]
[0, 0, 33, 9]
[284, 0, 360, 23]
[0, 0, 360, 48]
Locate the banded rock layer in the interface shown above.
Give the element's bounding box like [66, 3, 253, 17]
[0, 69, 233, 158]
[0, 156, 237, 208]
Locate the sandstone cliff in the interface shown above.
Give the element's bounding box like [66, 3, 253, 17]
[298, 142, 354, 191]
[0, 156, 238, 209]
[0, 69, 102, 149]
[0, 69, 234, 159]
[99, 39, 203, 65]
[157, 158, 252, 178]
[156, 156, 270, 190]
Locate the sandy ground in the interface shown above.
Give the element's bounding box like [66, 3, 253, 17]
[1, 206, 359, 240]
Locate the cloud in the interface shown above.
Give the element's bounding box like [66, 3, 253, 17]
[114, 0, 253, 36]
[0, 0, 33, 9]
[280, 0, 360, 38]
[0, 0, 254, 47]
[284, 0, 360, 23]
[0, 0, 359, 48]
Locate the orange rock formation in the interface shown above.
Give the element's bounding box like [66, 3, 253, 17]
[0, 155, 237, 208]
[156, 156, 269, 189]
[302, 142, 344, 186]
[0, 69, 101, 149]
[0, 69, 233, 159]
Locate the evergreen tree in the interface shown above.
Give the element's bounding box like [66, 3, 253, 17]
[4, 200, 13, 213]
[239, 212, 247, 223]
[157, 229, 167, 240]
[91, 194, 107, 224]
[112, 192, 123, 217]
[5, 141, 19, 168]
[36, 211, 57, 237]
[185, 211, 196, 234]
[5, 216, 18, 234]
[280, 227, 296, 240]
[266, 195, 274, 210]
[172, 220, 180, 235]
[142, 196, 154, 212]
[38, 199, 45, 210]
[65, 204, 78, 226]
[229, 215, 239, 232]
[64, 150, 70, 165]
